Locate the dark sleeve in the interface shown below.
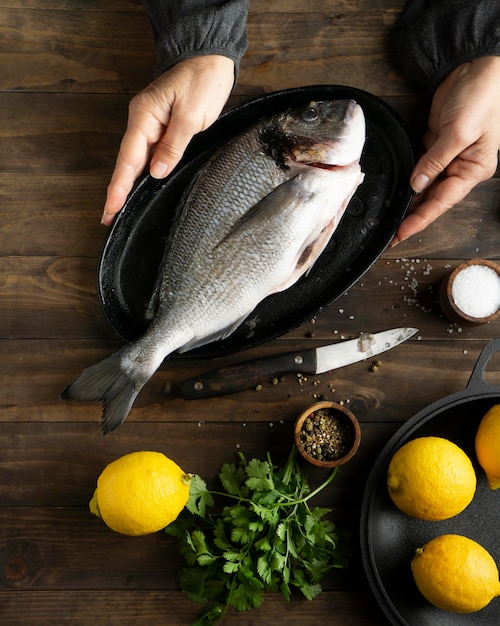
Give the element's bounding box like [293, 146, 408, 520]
[142, 0, 249, 78]
[395, 0, 500, 91]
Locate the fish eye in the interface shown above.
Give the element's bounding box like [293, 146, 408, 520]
[302, 106, 319, 122]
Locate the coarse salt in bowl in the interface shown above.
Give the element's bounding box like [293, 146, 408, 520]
[440, 259, 500, 325]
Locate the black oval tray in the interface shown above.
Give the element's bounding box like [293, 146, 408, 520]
[98, 85, 414, 358]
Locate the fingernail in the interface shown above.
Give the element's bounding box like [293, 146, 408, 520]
[150, 160, 169, 179]
[412, 173, 430, 194]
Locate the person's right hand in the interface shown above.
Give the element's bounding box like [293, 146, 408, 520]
[392, 56, 500, 246]
[102, 54, 235, 226]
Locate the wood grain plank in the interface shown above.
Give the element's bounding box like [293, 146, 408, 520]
[0, 589, 387, 625]
[383, 178, 500, 261]
[242, 10, 410, 97]
[0, 93, 129, 175]
[0, 0, 144, 9]
[0, 174, 108, 257]
[0, 7, 155, 92]
[0, 256, 112, 338]
[253, 0, 406, 11]
[0, 0, 405, 10]
[0, 507, 177, 590]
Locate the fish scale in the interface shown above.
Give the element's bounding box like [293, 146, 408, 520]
[62, 99, 366, 434]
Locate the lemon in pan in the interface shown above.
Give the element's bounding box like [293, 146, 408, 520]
[411, 534, 500, 613]
[386, 436, 476, 521]
[475, 404, 500, 489]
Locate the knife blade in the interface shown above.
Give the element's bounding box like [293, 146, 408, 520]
[178, 327, 418, 400]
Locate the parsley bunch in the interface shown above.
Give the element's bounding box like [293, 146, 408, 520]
[166, 446, 350, 625]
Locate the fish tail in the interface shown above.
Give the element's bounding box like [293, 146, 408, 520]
[61, 348, 148, 435]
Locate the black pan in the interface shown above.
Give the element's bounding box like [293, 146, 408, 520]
[98, 85, 414, 358]
[360, 338, 500, 625]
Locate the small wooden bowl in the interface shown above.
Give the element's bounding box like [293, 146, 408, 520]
[439, 259, 500, 326]
[294, 401, 361, 468]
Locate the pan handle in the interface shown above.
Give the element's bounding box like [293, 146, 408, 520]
[465, 338, 500, 394]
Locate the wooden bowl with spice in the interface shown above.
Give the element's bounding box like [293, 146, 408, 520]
[294, 401, 361, 468]
[439, 259, 500, 325]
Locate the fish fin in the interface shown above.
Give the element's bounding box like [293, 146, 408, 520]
[177, 315, 249, 353]
[145, 272, 163, 320]
[217, 177, 308, 247]
[274, 215, 338, 291]
[61, 349, 147, 435]
[144, 235, 171, 320]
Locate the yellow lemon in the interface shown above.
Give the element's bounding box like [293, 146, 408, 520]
[387, 436, 476, 520]
[411, 534, 500, 613]
[475, 404, 500, 489]
[90, 451, 191, 535]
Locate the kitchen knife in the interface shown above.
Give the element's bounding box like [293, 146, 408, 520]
[178, 327, 418, 400]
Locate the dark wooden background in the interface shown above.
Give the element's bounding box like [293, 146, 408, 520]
[1, 1, 499, 624]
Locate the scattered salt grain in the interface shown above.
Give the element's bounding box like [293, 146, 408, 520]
[452, 265, 500, 318]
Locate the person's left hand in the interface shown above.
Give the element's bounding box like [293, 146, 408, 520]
[392, 56, 500, 246]
[102, 55, 235, 226]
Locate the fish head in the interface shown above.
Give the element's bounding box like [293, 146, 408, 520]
[268, 99, 366, 169]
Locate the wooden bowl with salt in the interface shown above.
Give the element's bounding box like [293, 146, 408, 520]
[439, 259, 500, 325]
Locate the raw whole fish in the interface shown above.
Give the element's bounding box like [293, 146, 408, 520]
[62, 99, 366, 433]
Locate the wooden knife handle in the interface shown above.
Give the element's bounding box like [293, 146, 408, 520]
[178, 349, 318, 400]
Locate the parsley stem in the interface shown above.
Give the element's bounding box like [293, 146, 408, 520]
[295, 466, 339, 504]
[205, 466, 338, 508]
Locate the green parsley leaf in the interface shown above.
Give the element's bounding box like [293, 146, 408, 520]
[185, 474, 214, 517]
[229, 579, 264, 611]
[296, 580, 322, 601]
[244, 458, 274, 492]
[222, 561, 240, 574]
[219, 462, 247, 496]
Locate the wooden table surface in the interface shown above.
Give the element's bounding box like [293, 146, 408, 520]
[1, 1, 499, 624]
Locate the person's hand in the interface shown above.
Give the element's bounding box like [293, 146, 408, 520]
[101, 55, 235, 226]
[392, 56, 500, 246]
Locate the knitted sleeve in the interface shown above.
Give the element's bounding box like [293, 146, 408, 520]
[143, 0, 249, 78]
[395, 0, 500, 90]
